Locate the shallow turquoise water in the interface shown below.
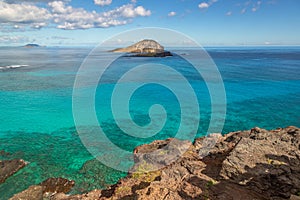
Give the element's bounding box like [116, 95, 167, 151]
[0, 46, 299, 199]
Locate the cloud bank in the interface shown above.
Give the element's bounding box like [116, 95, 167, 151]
[0, 1, 151, 31]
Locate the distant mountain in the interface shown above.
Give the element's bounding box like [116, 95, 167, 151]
[111, 39, 172, 57]
[23, 44, 41, 48]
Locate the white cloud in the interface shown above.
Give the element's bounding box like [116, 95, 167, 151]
[102, 4, 150, 18]
[94, 0, 112, 6]
[0, 1, 51, 28]
[198, 0, 219, 9]
[120, 5, 151, 17]
[241, 8, 246, 14]
[3, 0, 69, 2]
[49, 1, 131, 29]
[131, 0, 137, 3]
[0, 1, 151, 31]
[168, 11, 176, 17]
[48, 1, 72, 14]
[198, 2, 209, 9]
[135, 6, 151, 16]
[50, 2, 150, 29]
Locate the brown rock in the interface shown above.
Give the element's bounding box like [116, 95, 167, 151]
[0, 159, 27, 184]
[10, 178, 75, 200]
[50, 189, 102, 200]
[10, 186, 44, 200]
[132, 138, 192, 172]
[40, 177, 75, 193]
[290, 195, 300, 200]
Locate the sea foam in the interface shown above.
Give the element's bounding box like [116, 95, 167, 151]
[0, 64, 29, 70]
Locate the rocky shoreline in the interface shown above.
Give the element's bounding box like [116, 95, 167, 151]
[2, 126, 300, 200]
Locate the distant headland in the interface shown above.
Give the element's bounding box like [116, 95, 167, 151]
[111, 39, 172, 57]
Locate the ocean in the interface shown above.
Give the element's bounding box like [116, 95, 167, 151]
[0, 46, 299, 199]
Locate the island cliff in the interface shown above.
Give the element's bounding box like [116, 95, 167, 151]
[5, 126, 300, 200]
[111, 39, 172, 57]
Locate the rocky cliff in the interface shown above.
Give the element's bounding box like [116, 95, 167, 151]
[6, 126, 300, 200]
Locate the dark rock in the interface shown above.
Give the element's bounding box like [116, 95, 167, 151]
[0, 159, 27, 184]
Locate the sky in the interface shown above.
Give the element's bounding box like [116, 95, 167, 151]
[0, 0, 299, 46]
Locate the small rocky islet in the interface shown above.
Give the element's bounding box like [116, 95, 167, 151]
[2, 126, 300, 200]
[111, 39, 173, 57]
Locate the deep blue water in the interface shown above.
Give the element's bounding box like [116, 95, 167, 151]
[0, 46, 299, 199]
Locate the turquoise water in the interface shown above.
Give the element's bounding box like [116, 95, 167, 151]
[0, 46, 299, 199]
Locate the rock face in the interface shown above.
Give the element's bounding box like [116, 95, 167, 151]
[0, 159, 27, 184]
[217, 126, 300, 199]
[111, 39, 172, 57]
[10, 126, 300, 200]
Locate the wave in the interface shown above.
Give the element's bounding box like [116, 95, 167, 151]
[0, 64, 29, 70]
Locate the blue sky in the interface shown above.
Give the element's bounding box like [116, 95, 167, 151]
[0, 0, 299, 46]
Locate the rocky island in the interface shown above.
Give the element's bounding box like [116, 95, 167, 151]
[3, 126, 300, 199]
[111, 39, 173, 57]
